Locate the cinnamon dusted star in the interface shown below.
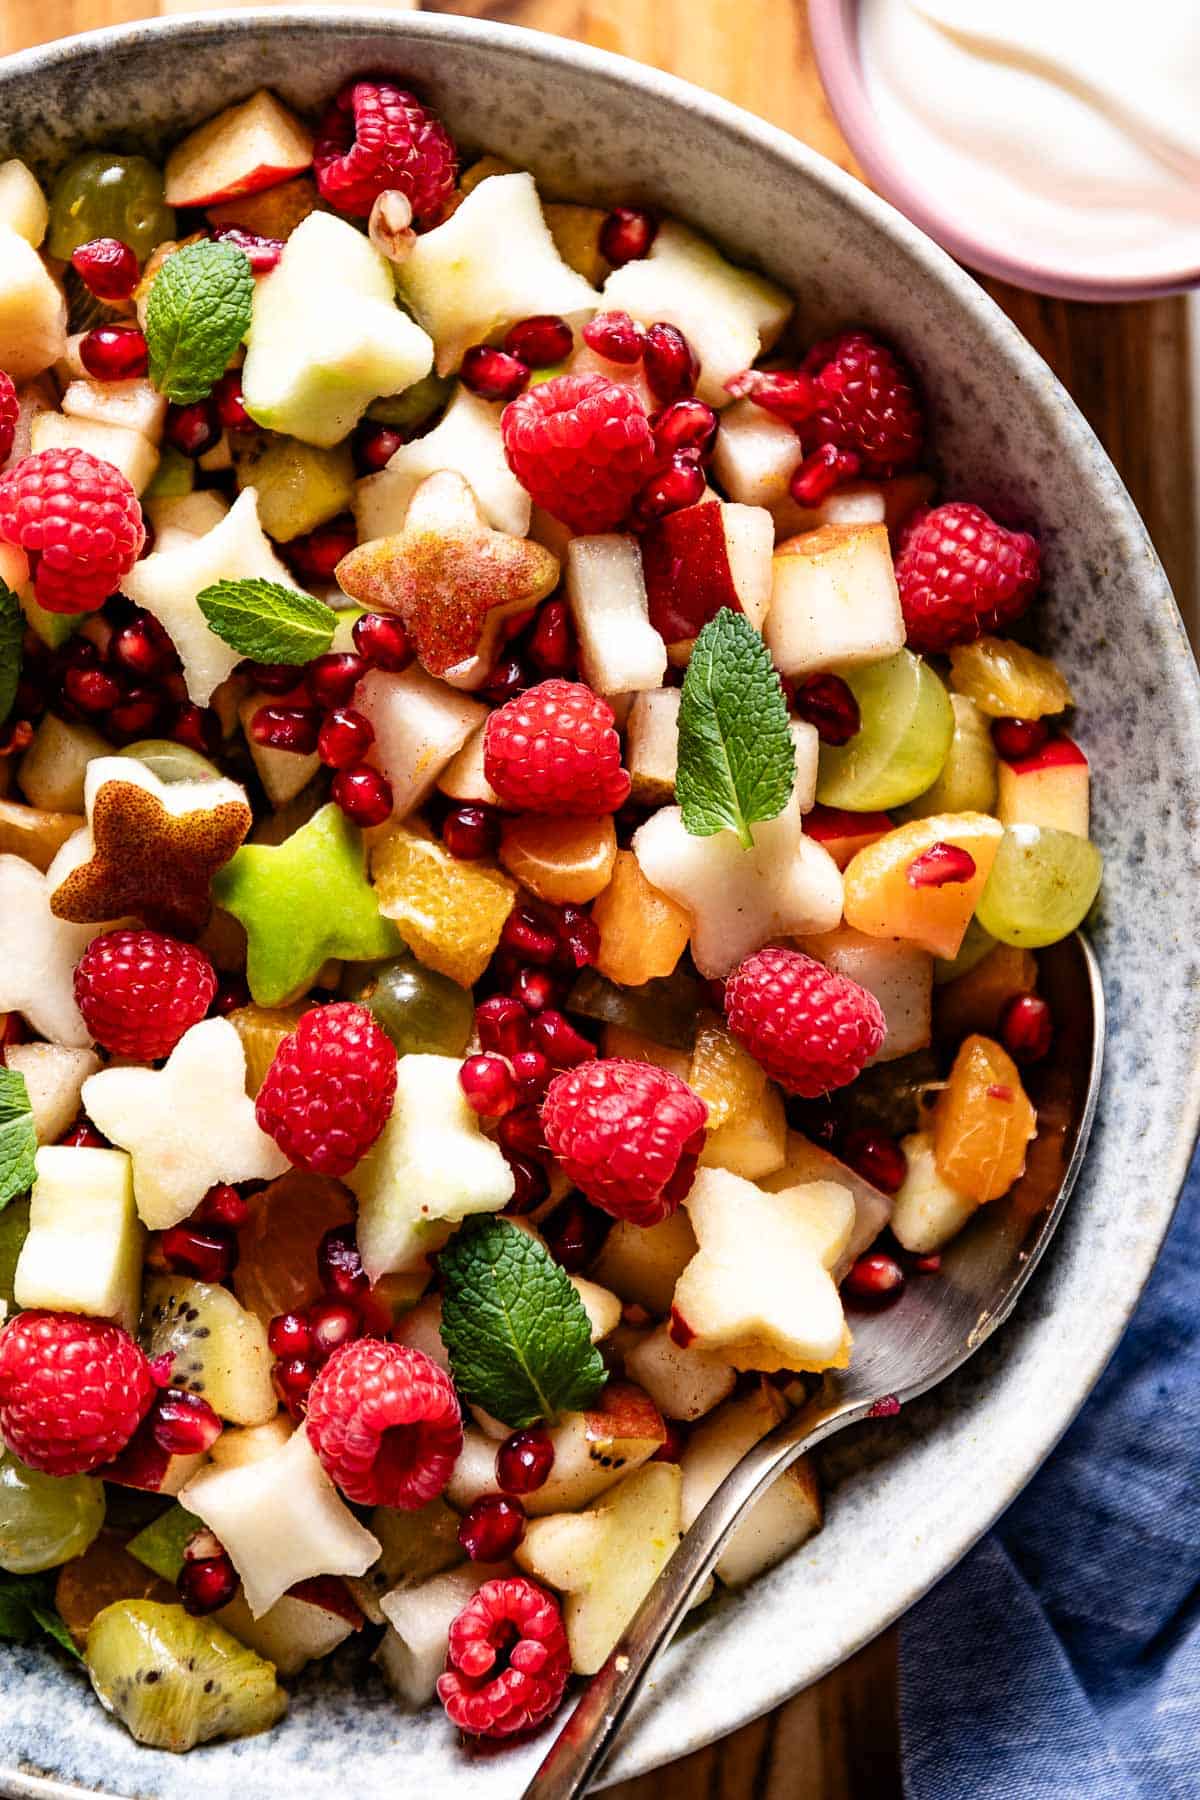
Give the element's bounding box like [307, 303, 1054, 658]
[335, 469, 560, 690]
[45, 756, 252, 938]
[0, 855, 104, 1049]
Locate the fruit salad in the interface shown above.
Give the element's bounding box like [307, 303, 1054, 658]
[0, 74, 1103, 1752]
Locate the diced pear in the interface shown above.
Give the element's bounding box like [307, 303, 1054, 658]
[889, 1130, 977, 1254]
[701, 1082, 787, 1180]
[624, 1323, 736, 1421]
[355, 666, 487, 821]
[351, 1497, 464, 1623]
[231, 433, 355, 543]
[447, 1382, 667, 1517]
[680, 1386, 822, 1586]
[206, 1417, 293, 1470]
[4, 1042, 99, 1142]
[761, 1133, 893, 1276]
[31, 410, 158, 495]
[145, 490, 230, 540]
[0, 224, 66, 380]
[354, 385, 530, 539]
[711, 397, 799, 510]
[0, 160, 48, 247]
[566, 535, 666, 696]
[377, 1565, 508, 1706]
[436, 722, 501, 806]
[800, 924, 933, 1064]
[61, 378, 167, 446]
[766, 524, 905, 678]
[625, 687, 679, 806]
[14, 1146, 143, 1333]
[238, 692, 319, 808]
[590, 1210, 698, 1315]
[216, 1584, 359, 1677]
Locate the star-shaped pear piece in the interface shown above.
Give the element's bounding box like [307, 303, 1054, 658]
[670, 1168, 854, 1373]
[45, 756, 251, 938]
[211, 802, 403, 1007]
[0, 854, 104, 1048]
[335, 470, 560, 689]
[80, 1017, 290, 1230]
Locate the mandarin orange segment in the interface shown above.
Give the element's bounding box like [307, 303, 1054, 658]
[600, 1023, 692, 1082]
[592, 849, 691, 987]
[948, 637, 1073, 719]
[935, 944, 1038, 1041]
[370, 822, 517, 988]
[234, 1167, 354, 1326]
[932, 1033, 1036, 1203]
[498, 813, 618, 905]
[842, 812, 1003, 960]
[688, 1014, 767, 1132]
[227, 1002, 306, 1096]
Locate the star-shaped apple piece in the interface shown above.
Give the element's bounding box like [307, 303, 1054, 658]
[80, 1017, 289, 1230]
[670, 1168, 854, 1373]
[335, 470, 560, 689]
[211, 802, 403, 1007]
[0, 854, 103, 1048]
[45, 756, 252, 938]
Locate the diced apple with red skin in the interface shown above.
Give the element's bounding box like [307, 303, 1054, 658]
[356, 666, 488, 821]
[766, 523, 905, 679]
[217, 1578, 362, 1677]
[889, 1130, 977, 1254]
[164, 91, 314, 208]
[760, 1132, 892, 1276]
[624, 1322, 736, 1421]
[997, 736, 1089, 837]
[679, 1385, 822, 1586]
[447, 1382, 667, 1517]
[377, 1564, 515, 1706]
[800, 923, 932, 1063]
[566, 534, 667, 695]
[98, 1416, 206, 1498]
[640, 500, 773, 654]
[804, 804, 893, 870]
[589, 1210, 698, 1316]
[626, 688, 679, 805]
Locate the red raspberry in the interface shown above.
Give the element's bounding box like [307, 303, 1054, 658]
[0, 371, 18, 466]
[305, 1338, 462, 1509]
[313, 77, 456, 223]
[501, 373, 656, 534]
[724, 946, 886, 1098]
[799, 329, 923, 477]
[541, 1058, 708, 1226]
[0, 448, 144, 614]
[437, 1575, 570, 1739]
[255, 1002, 397, 1179]
[74, 928, 217, 1059]
[0, 1311, 155, 1475]
[484, 678, 631, 816]
[895, 501, 1041, 652]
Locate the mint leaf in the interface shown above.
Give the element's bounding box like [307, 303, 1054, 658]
[676, 608, 795, 849]
[196, 578, 336, 664]
[0, 579, 21, 725]
[0, 1573, 80, 1659]
[146, 240, 254, 405]
[0, 1070, 36, 1214]
[439, 1218, 607, 1428]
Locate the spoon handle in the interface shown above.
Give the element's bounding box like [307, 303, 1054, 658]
[521, 1393, 871, 1800]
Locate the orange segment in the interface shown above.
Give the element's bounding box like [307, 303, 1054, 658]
[592, 849, 691, 986]
[932, 1034, 1036, 1203]
[688, 1014, 767, 1132]
[227, 1002, 305, 1096]
[948, 637, 1073, 719]
[842, 812, 1003, 960]
[234, 1167, 353, 1326]
[371, 822, 517, 988]
[498, 814, 618, 905]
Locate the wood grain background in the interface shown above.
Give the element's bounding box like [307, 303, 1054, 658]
[1, 1, 1195, 1792]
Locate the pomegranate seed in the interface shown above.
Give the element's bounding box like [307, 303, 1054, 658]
[458, 1494, 526, 1562]
[844, 1252, 906, 1308]
[210, 224, 283, 271]
[212, 370, 252, 433]
[987, 1084, 1015, 1103]
[306, 651, 366, 710]
[724, 367, 827, 421]
[621, 1302, 652, 1329]
[80, 324, 148, 381]
[352, 611, 410, 671]
[582, 310, 645, 364]
[159, 1222, 238, 1284]
[789, 444, 861, 505]
[503, 1151, 550, 1214]
[269, 1311, 314, 1359]
[178, 1554, 238, 1616]
[170, 702, 221, 757]
[558, 905, 600, 969]
[353, 420, 404, 473]
[542, 1195, 609, 1273]
[481, 655, 531, 704]
[527, 598, 576, 679]
[999, 992, 1054, 1063]
[318, 706, 374, 769]
[652, 398, 718, 460]
[152, 1388, 222, 1456]
[273, 1356, 316, 1416]
[317, 1223, 369, 1301]
[514, 968, 557, 1013]
[442, 804, 499, 860]
[497, 1105, 546, 1163]
[653, 1421, 688, 1463]
[64, 666, 121, 713]
[0, 719, 32, 757]
[70, 237, 140, 302]
[104, 688, 160, 739]
[459, 1053, 518, 1120]
[531, 1009, 596, 1068]
[503, 314, 573, 368]
[992, 717, 1051, 761]
[906, 842, 977, 888]
[868, 1394, 902, 1418]
[634, 451, 706, 522]
[642, 322, 699, 404]
[793, 672, 860, 746]
[461, 345, 529, 402]
[212, 973, 250, 1016]
[600, 207, 657, 266]
[913, 1253, 942, 1274]
[165, 399, 221, 458]
[58, 1119, 107, 1149]
[476, 996, 530, 1057]
[286, 516, 358, 585]
[250, 704, 320, 755]
[501, 905, 559, 965]
[840, 1130, 908, 1195]
[510, 1048, 551, 1095]
[307, 1296, 362, 1361]
[496, 1427, 555, 1495]
[245, 660, 302, 696]
[332, 763, 393, 827]
[194, 1183, 249, 1229]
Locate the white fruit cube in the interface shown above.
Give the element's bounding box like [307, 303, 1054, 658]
[996, 737, 1090, 837]
[567, 534, 666, 696]
[0, 854, 99, 1048]
[356, 666, 488, 821]
[354, 386, 530, 540]
[700, 1082, 787, 1181]
[446, 1382, 666, 1517]
[217, 1586, 359, 1678]
[641, 499, 774, 650]
[378, 1565, 507, 1706]
[889, 1130, 978, 1255]
[435, 723, 501, 807]
[800, 924, 933, 1063]
[14, 1146, 143, 1333]
[165, 90, 314, 208]
[589, 1211, 698, 1316]
[624, 1323, 736, 1422]
[0, 224, 66, 381]
[4, 1042, 99, 1143]
[711, 398, 800, 510]
[680, 1386, 821, 1586]
[398, 173, 598, 375]
[766, 523, 905, 678]
[144, 490, 230, 539]
[602, 221, 790, 407]
[770, 479, 889, 544]
[31, 410, 158, 496]
[61, 378, 168, 446]
[0, 161, 48, 247]
[762, 1132, 893, 1276]
[239, 691, 319, 809]
[625, 687, 679, 805]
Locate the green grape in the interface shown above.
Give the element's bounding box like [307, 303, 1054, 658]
[816, 651, 954, 812]
[119, 740, 220, 783]
[0, 1197, 30, 1313]
[342, 954, 474, 1057]
[0, 1449, 105, 1574]
[933, 917, 997, 985]
[48, 152, 175, 263]
[366, 371, 453, 430]
[975, 825, 1103, 949]
[898, 694, 998, 821]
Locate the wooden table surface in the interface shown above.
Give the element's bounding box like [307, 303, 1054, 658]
[3, 1, 1195, 1793]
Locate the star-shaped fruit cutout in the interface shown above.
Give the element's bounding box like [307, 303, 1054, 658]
[211, 802, 403, 1007]
[335, 470, 560, 689]
[81, 1017, 290, 1230]
[45, 757, 252, 938]
[0, 854, 103, 1049]
[670, 1167, 853, 1373]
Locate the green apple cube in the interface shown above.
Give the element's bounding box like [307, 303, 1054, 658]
[14, 1145, 144, 1333]
[242, 212, 434, 448]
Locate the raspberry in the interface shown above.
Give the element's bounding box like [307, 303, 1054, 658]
[895, 501, 1041, 652]
[305, 1338, 462, 1509]
[437, 1575, 570, 1739]
[0, 1311, 155, 1475]
[313, 77, 456, 223]
[0, 448, 144, 615]
[0, 371, 18, 466]
[724, 946, 886, 1098]
[501, 373, 656, 534]
[541, 1058, 708, 1226]
[799, 329, 923, 477]
[255, 1002, 397, 1179]
[484, 678, 631, 816]
[74, 928, 217, 1059]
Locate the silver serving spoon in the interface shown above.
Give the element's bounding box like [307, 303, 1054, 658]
[524, 931, 1104, 1800]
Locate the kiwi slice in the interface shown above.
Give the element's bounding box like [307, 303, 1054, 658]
[86, 1599, 286, 1751]
[140, 1275, 275, 1426]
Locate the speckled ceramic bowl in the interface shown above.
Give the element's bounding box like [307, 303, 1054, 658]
[1, 12, 1198, 1799]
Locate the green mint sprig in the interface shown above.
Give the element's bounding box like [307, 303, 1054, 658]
[146, 240, 254, 405]
[0, 580, 22, 726]
[0, 1572, 80, 1660]
[676, 608, 795, 848]
[439, 1217, 607, 1428]
[196, 577, 337, 665]
[0, 1070, 36, 1214]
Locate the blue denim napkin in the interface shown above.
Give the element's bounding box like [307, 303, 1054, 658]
[900, 1143, 1200, 1800]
